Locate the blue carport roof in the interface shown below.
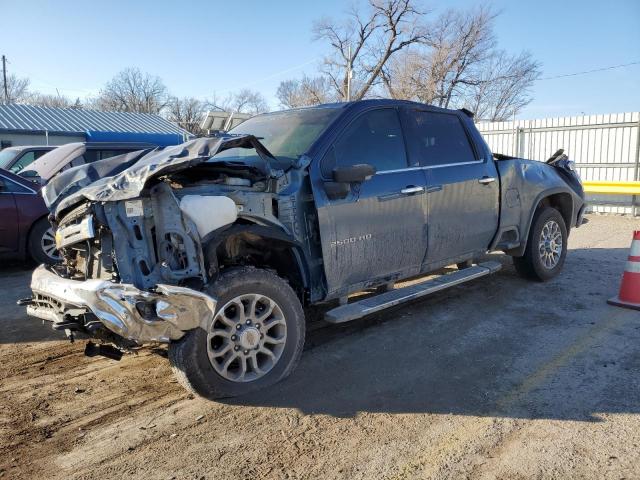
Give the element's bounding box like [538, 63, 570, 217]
[0, 104, 190, 139]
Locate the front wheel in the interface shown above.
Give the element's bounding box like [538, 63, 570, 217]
[513, 206, 568, 281]
[169, 267, 305, 399]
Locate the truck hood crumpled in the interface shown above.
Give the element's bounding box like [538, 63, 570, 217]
[43, 135, 277, 214]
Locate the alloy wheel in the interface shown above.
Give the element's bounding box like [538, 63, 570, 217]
[207, 293, 287, 382]
[41, 227, 61, 262]
[538, 220, 562, 269]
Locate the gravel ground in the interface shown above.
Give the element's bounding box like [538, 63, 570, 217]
[1, 213, 639, 480]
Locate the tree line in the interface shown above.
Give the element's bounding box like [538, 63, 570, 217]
[0, 1, 540, 134]
[0, 67, 269, 135]
[277, 2, 540, 121]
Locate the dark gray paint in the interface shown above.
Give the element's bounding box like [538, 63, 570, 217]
[46, 99, 585, 307]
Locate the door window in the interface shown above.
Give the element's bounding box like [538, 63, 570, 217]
[10, 151, 35, 173]
[322, 109, 408, 176]
[406, 111, 477, 167]
[9, 150, 50, 173]
[0, 176, 32, 193]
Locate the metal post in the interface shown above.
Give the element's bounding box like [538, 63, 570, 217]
[633, 115, 640, 216]
[513, 124, 520, 157]
[346, 45, 352, 102]
[2, 55, 8, 104]
[516, 127, 526, 158]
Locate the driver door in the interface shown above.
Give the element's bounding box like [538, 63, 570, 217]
[314, 107, 428, 297]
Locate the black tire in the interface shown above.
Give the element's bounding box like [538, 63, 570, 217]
[28, 217, 60, 265]
[169, 267, 305, 399]
[513, 206, 568, 282]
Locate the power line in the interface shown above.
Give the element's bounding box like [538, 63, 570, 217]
[538, 61, 640, 81]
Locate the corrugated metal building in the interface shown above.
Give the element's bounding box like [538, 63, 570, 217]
[0, 104, 190, 149]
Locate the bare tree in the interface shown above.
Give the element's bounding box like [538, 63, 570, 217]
[208, 89, 269, 115]
[0, 73, 30, 104]
[94, 68, 169, 114]
[384, 6, 496, 106]
[276, 75, 335, 108]
[314, 0, 427, 101]
[383, 6, 540, 119]
[27, 92, 79, 109]
[166, 96, 206, 134]
[464, 51, 540, 121]
[228, 89, 269, 115]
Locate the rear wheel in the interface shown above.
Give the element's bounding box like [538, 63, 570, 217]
[28, 218, 60, 265]
[513, 206, 567, 281]
[169, 267, 305, 399]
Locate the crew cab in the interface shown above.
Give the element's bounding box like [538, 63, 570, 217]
[22, 100, 585, 399]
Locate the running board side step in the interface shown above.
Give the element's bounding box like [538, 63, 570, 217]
[324, 261, 502, 324]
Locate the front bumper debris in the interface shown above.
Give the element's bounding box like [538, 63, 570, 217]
[27, 265, 216, 343]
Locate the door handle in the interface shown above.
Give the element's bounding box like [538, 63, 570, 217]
[478, 176, 496, 185]
[400, 186, 425, 195]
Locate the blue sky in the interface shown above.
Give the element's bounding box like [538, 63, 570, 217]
[1, 0, 638, 118]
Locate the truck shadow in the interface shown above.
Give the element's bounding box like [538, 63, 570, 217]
[223, 247, 640, 422]
[3, 246, 640, 423]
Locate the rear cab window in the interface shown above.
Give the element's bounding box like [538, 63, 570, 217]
[404, 110, 478, 167]
[321, 108, 408, 177]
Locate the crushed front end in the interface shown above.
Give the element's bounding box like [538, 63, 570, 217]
[22, 136, 279, 352]
[24, 183, 217, 350]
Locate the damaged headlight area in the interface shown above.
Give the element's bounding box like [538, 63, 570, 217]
[25, 265, 216, 345]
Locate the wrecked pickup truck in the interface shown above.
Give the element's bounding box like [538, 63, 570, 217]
[22, 99, 585, 399]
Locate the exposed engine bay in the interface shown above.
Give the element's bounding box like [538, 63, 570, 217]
[47, 136, 289, 285]
[27, 136, 303, 349]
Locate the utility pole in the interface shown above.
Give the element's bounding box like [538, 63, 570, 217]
[346, 44, 352, 102]
[2, 55, 8, 104]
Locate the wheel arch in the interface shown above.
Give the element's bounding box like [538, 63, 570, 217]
[202, 223, 311, 303]
[510, 189, 574, 257]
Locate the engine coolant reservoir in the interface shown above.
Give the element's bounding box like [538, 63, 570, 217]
[179, 195, 238, 238]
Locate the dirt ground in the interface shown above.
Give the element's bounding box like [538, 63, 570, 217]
[1, 213, 639, 480]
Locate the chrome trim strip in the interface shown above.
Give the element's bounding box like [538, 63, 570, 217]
[376, 159, 485, 175]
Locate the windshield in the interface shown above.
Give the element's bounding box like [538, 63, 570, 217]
[0, 149, 19, 169]
[213, 106, 341, 168]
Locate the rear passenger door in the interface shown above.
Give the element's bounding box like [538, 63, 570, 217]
[315, 107, 429, 296]
[402, 108, 499, 266]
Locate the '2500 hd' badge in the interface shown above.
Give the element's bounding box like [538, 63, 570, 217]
[330, 234, 372, 247]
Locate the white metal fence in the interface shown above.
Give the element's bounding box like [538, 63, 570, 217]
[476, 112, 640, 215]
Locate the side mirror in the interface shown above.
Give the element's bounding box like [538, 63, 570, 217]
[324, 164, 376, 200]
[332, 164, 376, 183]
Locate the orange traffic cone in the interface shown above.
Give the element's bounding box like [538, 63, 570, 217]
[608, 230, 640, 311]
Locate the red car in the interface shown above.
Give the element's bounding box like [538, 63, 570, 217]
[0, 168, 57, 264]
